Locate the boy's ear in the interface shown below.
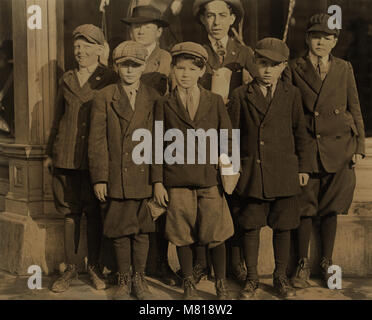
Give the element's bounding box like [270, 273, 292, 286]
[156, 26, 163, 40]
[229, 13, 236, 27]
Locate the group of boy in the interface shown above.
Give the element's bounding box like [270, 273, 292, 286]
[45, 0, 365, 301]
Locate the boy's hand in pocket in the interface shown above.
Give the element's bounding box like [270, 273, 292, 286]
[299, 173, 310, 187]
[154, 182, 169, 207]
[94, 183, 107, 202]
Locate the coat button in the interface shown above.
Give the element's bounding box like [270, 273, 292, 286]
[260, 141, 265, 146]
[314, 112, 320, 117]
[124, 168, 127, 172]
[316, 134, 321, 139]
[125, 152, 129, 156]
[81, 135, 85, 139]
[334, 109, 340, 115]
[256, 159, 261, 164]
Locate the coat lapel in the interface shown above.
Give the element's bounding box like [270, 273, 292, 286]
[245, 81, 270, 116]
[167, 89, 195, 128]
[294, 56, 323, 95]
[262, 81, 288, 124]
[145, 45, 161, 73]
[126, 83, 152, 135]
[111, 84, 134, 123]
[63, 65, 107, 103]
[224, 37, 239, 66]
[193, 87, 213, 123]
[315, 57, 341, 109]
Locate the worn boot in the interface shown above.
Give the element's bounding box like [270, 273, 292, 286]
[230, 262, 247, 285]
[273, 275, 296, 299]
[183, 276, 199, 300]
[88, 265, 106, 290]
[215, 278, 231, 300]
[132, 272, 152, 300]
[239, 278, 259, 300]
[157, 262, 180, 286]
[320, 257, 333, 288]
[193, 263, 208, 284]
[51, 264, 78, 293]
[291, 258, 311, 289]
[114, 272, 131, 300]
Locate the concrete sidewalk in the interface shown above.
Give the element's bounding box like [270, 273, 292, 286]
[1, 270, 371, 300]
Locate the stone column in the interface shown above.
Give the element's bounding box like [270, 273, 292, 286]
[0, 0, 66, 275]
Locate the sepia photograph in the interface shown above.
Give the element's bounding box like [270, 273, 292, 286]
[0, 0, 371, 310]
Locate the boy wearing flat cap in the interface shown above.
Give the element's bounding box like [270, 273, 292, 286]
[289, 13, 365, 289]
[45, 24, 118, 293]
[228, 38, 312, 299]
[89, 41, 159, 300]
[122, 5, 179, 287]
[122, 5, 172, 96]
[152, 42, 235, 300]
[193, 0, 255, 283]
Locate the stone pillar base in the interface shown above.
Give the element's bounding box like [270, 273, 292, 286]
[0, 212, 88, 276]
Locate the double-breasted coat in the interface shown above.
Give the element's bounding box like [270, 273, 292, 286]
[228, 80, 313, 200]
[89, 81, 160, 200]
[151, 86, 233, 188]
[46, 65, 118, 170]
[289, 56, 366, 173]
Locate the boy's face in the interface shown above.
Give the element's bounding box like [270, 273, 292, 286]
[306, 32, 338, 58]
[74, 38, 102, 68]
[255, 56, 286, 86]
[117, 60, 145, 85]
[173, 58, 205, 89]
[201, 1, 236, 41]
[130, 22, 162, 47]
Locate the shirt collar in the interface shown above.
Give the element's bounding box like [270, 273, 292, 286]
[78, 62, 99, 74]
[177, 84, 200, 96]
[308, 51, 330, 67]
[256, 79, 278, 96]
[146, 42, 157, 58]
[208, 35, 229, 50]
[122, 80, 140, 94]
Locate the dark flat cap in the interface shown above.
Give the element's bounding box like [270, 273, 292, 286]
[73, 24, 105, 45]
[307, 13, 340, 36]
[255, 38, 290, 63]
[171, 42, 209, 62]
[113, 41, 148, 65]
[121, 5, 169, 27]
[193, 0, 244, 23]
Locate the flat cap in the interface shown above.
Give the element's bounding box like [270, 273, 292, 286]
[307, 13, 340, 36]
[255, 38, 290, 63]
[113, 41, 148, 65]
[121, 5, 169, 27]
[73, 24, 105, 45]
[171, 42, 209, 62]
[193, 0, 244, 23]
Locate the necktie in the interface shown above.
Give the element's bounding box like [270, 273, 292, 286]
[317, 58, 327, 81]
[128, 89, 137, 110]
[186, 89, 197, 121]
[265, 85, 272, 105]
[216, 40, 226, 64]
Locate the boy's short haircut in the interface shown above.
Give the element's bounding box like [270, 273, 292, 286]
[172, 53, 206, 69]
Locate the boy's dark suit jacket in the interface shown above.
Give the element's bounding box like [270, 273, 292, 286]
[151, 86, 233, 188]
[289, 56, 365, 173]
[46, 65, 118, 170]
[200, 37, 257, 95]
[89, 81, 160, 200]
[228, 80, 312, 200]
